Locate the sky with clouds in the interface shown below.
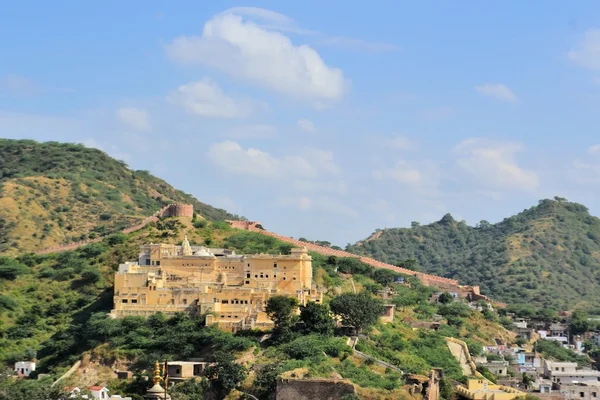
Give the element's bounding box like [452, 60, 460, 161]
[2, 1, 600, 246]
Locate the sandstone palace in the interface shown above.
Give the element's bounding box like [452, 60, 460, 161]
[110, 236, 322, 331]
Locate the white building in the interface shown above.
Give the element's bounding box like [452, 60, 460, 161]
[14, 361, 35, 377]
[544, 361, 600, 385]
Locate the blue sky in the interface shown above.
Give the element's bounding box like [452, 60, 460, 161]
[2, 1, 600, 246]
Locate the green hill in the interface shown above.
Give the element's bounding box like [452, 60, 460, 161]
[0, 219, 511, 399]
[347, 198, 600, 311]
[0, 139, 236, 255]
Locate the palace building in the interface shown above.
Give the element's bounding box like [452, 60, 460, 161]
[110, 236, 322, 331]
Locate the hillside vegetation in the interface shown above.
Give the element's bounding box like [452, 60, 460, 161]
[348, 198, 600, 310]
[0, 218, 512, 399]
[0, 139, 236, 255]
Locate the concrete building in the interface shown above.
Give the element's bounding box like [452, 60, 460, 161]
[558, 383, 600, 400]
[111, 238, 323, 331]
[479, 361, 510, 377]
[165, 361, 208, 384]
[14, 361, 35, 377]
[544, 361, 600, 386]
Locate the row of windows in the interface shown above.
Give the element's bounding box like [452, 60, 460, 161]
[221, 299, 250, 304]
[122, 299, 138, 304]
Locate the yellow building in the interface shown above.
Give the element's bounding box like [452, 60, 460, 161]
[456, 379, 524, 400]
[110, 237, 322, 331]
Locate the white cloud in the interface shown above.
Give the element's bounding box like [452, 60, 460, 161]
[453, 138, 539, 192]
[296, 119, 316, 133]
[167, 78, 256, 118]
[166, 10, 346, 101]
[475, 83, 517, 103]
[588, 144, 600, 155]
[208, 141, 340, 180]
[116, 107, 152, 132]
[319, 36, 397, 53]
[568, 29, 600, 70]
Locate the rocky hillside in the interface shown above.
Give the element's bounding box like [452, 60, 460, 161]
[348, 198, 600, 310]
[0, 139, 236, 255]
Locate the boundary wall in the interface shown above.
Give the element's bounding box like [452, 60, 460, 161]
[227, 220, 460, 289]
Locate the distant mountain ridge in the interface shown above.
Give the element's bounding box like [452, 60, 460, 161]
[0, 139, 236, 255]
[347, 198, 600, 310]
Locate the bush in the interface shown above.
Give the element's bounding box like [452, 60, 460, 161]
[0, 295, 18, 311]
[280, 335, 351, 360]
[0, 258, 30, 280]
[80, 267, 102, 284]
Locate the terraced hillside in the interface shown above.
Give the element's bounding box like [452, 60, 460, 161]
[0, 139, 236, 255]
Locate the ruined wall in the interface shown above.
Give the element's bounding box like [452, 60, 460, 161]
[275, 378, 355, 400]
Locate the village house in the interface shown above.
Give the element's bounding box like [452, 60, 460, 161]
[558, 382, 600, 400]
[110, 238, 323, 332]
[543, 360, 600, 386]
[14, 361, 35, 377]
[476, 359, 510, 377]
[165, 361, 209, 384]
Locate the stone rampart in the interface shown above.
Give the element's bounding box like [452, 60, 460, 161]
[226, 220, 462, 290]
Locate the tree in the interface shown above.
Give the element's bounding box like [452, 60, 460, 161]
[438, 292, 454, 304]
[80, 267, 102, 284]
[204, 351, 247, 398]
[299, 302, 335, 336]
[169, 378, 207, 400]
[265, 296, 298, 342]
[570, 310, 590, 335]
[330, 291, 385, 334]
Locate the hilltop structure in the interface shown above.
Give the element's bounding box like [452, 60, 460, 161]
[110, 236, 322, 331]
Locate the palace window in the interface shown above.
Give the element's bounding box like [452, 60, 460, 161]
[131, 299, 138, 304]
[245, 280, 250, 284]
[274, 262, 277, 268]
[246, 273, 251, 278]
[122, 299, 128, 303]
[183, 299, 187, 305]
[222, 300, 229, 304]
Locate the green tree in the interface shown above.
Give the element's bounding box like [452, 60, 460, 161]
[330, 291, 385, 334]
[169, 378, 207, 400]
[299, 301, 335, 336]
[438, 292, 454, 304]
[265, 296, 299, 343]
[204, 351, 247, 398]
[570, 310, 590, 335]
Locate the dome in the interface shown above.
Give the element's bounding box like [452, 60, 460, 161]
[194, 247, 213, 257]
